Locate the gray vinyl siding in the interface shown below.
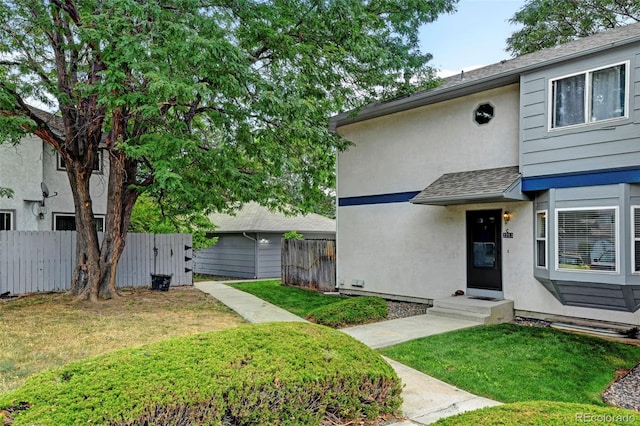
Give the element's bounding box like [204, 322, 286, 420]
[256, 233, 281, 279]
[520, 45, 640, 177]
[194, 235, 256, 278]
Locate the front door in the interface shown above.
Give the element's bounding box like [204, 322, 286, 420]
[466, 210, 503, 296]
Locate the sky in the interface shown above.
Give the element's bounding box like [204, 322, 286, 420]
[419, 0, 527, 77]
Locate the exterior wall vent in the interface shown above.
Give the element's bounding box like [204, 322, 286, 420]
[351, 279, 365, 287]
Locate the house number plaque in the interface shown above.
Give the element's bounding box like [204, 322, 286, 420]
[502, 231, 514, 239]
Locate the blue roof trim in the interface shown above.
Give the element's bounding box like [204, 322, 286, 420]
[339, 191, 421, 206]
[522, 167, 640, 191]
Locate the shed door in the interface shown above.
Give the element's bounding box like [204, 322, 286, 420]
[466, 210, 502, 292]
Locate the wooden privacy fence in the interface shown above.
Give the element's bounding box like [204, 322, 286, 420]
[0, 231, 193, 295]
[281, 239, 336, 292]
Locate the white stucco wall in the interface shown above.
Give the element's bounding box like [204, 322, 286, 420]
[0, 135, 44, 230]
[41, 144, 108, 230]
[337, 85, 521, 299]
[0, 136, 108, 231]
[338, 85, 521, 198]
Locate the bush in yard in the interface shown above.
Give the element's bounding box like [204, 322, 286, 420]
[306, 296, 388, 328]
[0, 323, 401, 425]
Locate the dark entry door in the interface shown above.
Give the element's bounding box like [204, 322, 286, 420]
[466, 210, 502, 292]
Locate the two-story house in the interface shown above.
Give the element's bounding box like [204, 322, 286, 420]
[331, 23, 640, 327]
[0, 108, 108, 231]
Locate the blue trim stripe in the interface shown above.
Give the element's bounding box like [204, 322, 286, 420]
[522, 167, 640, 191]
[338, 191, 420, 206]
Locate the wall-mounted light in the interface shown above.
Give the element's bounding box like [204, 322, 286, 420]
[503, 211, 512, 225]
[259, 238, 269, 244]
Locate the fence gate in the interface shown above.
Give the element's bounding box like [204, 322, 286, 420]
[281, 239, 336, 292]
[0, 231, 193, 295]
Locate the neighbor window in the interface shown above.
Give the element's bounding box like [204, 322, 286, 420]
[551, 62, 627, 129]
[57, 151, 103, 173]
[633, 207, 640, 273]
[535, 210, 547, 268]
[556, 207, 617, 272]
[53, 213, 104, 232]
[0, 211, 13, 230]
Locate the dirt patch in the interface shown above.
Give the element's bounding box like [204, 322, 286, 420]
[0, 286, 243, 393]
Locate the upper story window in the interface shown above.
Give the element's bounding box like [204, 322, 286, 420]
[57, 151, 103, 173]
[474, 103, 494, 125]
[550, 62, 628, 129]
[0, 210, 13, 230]
[555, 207, 618, 273]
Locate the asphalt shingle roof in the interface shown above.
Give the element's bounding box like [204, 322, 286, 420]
[207, 202, 335, 233]
[331, 22, 640, 129]
[410, 166, 526, 205]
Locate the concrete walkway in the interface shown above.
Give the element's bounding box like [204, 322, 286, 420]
[195, 281, 502, 425]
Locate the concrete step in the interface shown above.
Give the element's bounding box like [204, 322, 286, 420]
[429, 296, 514, 325]
[427, 307, 490, 324]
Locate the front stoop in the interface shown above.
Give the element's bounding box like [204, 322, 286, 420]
[428, 296, 514, 325]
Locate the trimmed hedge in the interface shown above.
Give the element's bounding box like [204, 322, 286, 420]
[0, 323, 401, 425]
[434, 401, 637, 425]
[306, 296, 388, 328]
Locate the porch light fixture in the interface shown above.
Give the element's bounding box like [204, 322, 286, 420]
[503, 211, 512, 224]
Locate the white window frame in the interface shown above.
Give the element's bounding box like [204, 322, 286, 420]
[0, 210, 14, 231]
[57, 150, 103, 173]
[554, 206, 619, 273]
[548, 61, 629, 131]
[632, 206, 640, 274]
[535, 210, 548, 269]
[53, 213, 105, 232]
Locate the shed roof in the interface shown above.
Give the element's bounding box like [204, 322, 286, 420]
[410, 166, 529, 206]
[207, 202, 335, 234]
[331, 22, 640, 130]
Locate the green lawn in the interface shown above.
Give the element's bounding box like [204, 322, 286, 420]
[379, 323, 640, 406]
[228, 280, 344, 317]
[433, 401, 637, 426]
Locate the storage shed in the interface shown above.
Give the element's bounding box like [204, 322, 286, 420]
[194, 202, 335, 279]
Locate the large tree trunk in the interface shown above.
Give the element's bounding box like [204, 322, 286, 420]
[67, 158, 104, 302]
[66, 145, 139, 302]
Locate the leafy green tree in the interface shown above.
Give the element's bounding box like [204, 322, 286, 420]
[0, 0, 456, 300]
[128, 193, 217, 250]
[507, 0, 640, 56]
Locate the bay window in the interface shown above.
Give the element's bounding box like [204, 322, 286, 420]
[633, 207, 640, 273]
[556, 207, 617, 272]
[536, 210, 547, 268]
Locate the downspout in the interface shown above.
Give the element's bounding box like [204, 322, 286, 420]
[242, 232, 256, 242]
[242, 232, 258, 279]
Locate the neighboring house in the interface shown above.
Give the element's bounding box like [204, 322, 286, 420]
[0, 108, 108, 231]
[331, 24, 640, 326]
[194, 202, 335, 279]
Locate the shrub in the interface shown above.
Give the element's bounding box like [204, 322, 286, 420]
[0, 323, 401, 425]
[306, 296, 388, 328]
[434, 401, 637, 425]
